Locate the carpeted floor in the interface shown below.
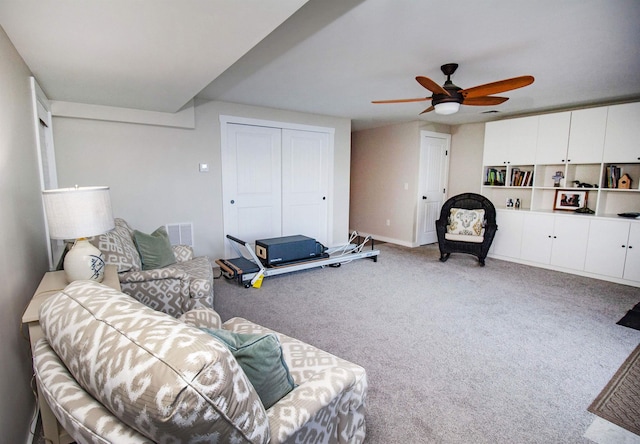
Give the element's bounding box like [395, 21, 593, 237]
[214, 243, 640, 443]
[30, 243, 640, 443]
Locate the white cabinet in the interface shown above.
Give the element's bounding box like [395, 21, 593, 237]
[585, 219, 640, 282]
[520, 213, 589, 270]
[585, 219, 631, 278]
[567, 107, 607, 163]
[491, 210, 524, 258]
[603, 102, 640, 162]
[535, 112, 570, 164]
[624, 223, 640, 282]
[483, 116, 538, 166]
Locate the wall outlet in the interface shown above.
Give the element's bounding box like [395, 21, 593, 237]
[386, 219, 391, 226]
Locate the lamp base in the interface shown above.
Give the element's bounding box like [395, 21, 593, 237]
[64, 239, 106, 283]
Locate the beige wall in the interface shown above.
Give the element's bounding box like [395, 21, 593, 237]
[53, 100, 352, 259]
[350, 121, 442, 246]
[448, 123, 485, 196]
[0, 26, 50, 441]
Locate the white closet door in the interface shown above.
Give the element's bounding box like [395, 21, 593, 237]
[282, 129, 329, 246]
[222, 124, 282, 244]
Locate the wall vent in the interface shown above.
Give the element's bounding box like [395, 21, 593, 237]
[165, 222, 194, 247]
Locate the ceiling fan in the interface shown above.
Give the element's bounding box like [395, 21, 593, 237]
[372, 63, 534, 115]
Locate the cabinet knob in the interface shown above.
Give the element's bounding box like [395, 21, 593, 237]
[622, 245, 626, 248]
[567, 159, 571, 162]
[629, 246, 634, 249]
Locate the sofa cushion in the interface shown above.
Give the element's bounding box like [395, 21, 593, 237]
[447, 208, 485, 236]
[91, 218, 142, 272]
[39, 281, 269, 444]
[201, 328, 295, 409]
[133, 226, 176, 270]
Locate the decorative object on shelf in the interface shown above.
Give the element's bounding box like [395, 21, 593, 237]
[572, 180, 597, 188]
[506, 198, 514, 208]
[618, 174, 632, 189]
[617, 212, 640, 218]
[552, 171, 564, 187]
[515, 198, 521, 209]
[42, 186, 115, 283]
[554, 189, 588, 211]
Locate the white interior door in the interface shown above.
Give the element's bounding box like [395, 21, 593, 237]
[222, 124, 282, 248]
[416, 131, 449, 245]
[282, 129, 329, 245]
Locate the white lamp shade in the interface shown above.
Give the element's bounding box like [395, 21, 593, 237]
[434, 102, 460, 115]
[42, 186, 115, 239]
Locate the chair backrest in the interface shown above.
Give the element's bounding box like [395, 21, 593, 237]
[439, 193, 496, 224]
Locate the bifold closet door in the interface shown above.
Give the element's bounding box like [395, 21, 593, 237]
[222, 123, 282, 243]
[222, 123, 330, 249]
[282, 129, 329, 246]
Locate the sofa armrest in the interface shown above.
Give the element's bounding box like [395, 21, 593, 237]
[179, 308, 222, 329]
[118, 268, 190, 317]
[172, 245, 194, 262]
[33, 338, 153, 444]
[267, 366, 367, 444]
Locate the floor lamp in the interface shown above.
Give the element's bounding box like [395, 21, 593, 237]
[42, 186, 115, 283]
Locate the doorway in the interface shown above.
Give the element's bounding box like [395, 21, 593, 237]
[416, 131, 450, 245]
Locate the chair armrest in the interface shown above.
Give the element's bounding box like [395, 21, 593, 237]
[179, 308, 222, 329]
[172, 245, 194, 263]
[118, 267, 189, 283]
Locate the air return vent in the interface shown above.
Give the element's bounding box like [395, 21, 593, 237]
[165, 222, 193, 247]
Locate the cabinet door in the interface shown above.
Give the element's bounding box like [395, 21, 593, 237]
[490, 210, 524, 258]
[549, 216, 589, 271]
[568, 107, 607, 163]
[603, 102, 640, 162]
[483, 120, 510, 166]
[535, 112, 570, 164]
[508, 116, 538, 165]
[623, 222, 640, 282]
[520, 213, 554, 264]
[585, 219, 629, 278]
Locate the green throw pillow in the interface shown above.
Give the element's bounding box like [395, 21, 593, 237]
[200, 328, 295, 409]
[133, 226, 176, 270]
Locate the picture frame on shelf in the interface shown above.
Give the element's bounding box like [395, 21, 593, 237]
[554, 190, 588, 211]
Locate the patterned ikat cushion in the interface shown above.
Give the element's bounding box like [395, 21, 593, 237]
[38, 280, 269, 443]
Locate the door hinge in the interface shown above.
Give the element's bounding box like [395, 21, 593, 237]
[445, 150, 448, 156]
[443, 188, 446, 194]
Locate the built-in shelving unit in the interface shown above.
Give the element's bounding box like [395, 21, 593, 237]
[482, 102, 640, 287]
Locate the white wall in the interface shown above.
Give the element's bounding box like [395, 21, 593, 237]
[53, 99, 352, 259]
[0, 26, 50, 442]
[448, 123, 485, 196]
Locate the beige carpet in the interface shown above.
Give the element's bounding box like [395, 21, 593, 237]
[589, 343, 640, 436]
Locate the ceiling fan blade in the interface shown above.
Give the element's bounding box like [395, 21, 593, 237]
[463, 96, 509, 106]
[461, 76, 534, 99]
[371, 97, 430, 104]
[419, 105, 435, 115]
[416, 76, 450, 96]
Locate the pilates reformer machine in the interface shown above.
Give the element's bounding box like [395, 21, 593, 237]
[216, 233, 380, 288]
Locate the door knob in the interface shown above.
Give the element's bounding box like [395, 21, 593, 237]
[230, 200, 235, 204]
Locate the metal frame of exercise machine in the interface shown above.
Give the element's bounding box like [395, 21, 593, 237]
[217, 234, 380, 288]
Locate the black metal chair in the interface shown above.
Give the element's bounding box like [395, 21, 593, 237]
[435, 193, 497, 266]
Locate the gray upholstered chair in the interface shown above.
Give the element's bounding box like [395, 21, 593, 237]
[91, 218, 214, 316]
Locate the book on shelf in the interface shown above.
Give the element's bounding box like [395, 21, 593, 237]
[605, 165, 621, 188]
[510, 168, 533, 187]
[485, 168, 506, 186]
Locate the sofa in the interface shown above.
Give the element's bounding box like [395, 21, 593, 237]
[91, 218, 214, 316]
[33, 280, 368, 443]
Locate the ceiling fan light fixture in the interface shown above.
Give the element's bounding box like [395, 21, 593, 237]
[434, 102, 460, 115]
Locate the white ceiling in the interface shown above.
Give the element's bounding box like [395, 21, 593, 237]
[2, 0, 639, 130]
